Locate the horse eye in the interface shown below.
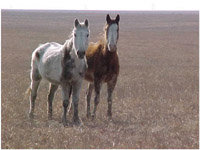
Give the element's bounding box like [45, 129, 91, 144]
[87, 34, 89, 37]
[74, 34, 77, 37]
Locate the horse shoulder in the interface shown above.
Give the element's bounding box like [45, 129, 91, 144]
[86, 42, 101, 67]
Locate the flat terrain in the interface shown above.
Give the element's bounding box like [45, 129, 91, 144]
[1, 10, 199, 149]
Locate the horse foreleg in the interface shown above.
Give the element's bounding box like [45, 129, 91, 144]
[47, 84, 58, 120]
[86, 83, 94, 118]
[72, 81, 82, 124]
[29, 79, 41, 119]
[107, 76, 117, 120]
[61, 84, 71, 126]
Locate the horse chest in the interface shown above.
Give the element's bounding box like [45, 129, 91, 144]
[61, 57, 87, 83]
[98, 61, 118, 82]
[85, 51, 119, 83]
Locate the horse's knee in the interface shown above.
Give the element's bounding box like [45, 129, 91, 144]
[72, 97, 79, 110]
[72, 94, 79, 106]
[63, 99, 69, 108]
[94, 95, 100, 105]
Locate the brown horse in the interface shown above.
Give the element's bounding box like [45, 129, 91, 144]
[84, 14, 120, 119]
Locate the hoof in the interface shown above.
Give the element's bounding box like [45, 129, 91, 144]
[91, 114, 96, 120]
[63, 121, 69, 127]
[48, 115, 53, 120]
[62, 117, 69, 126]
[107, 112, 112, 120]
[29, 113, 34, 119]
[107, 115, 113, 121]
[86, 112, 91, 119]
[73, 117, 82, 125]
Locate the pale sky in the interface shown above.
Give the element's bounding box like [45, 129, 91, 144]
[1, 0, 200, 10]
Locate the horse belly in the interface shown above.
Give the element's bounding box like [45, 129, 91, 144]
[40, 65, 62, 84]
[39, 54, 62, 84]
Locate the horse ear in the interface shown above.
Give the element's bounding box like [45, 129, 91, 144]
[115, 14, 120, 23]
[75, 19, 79, 28]
[85, 19, 89, 27]
[106, 14, 111, 23]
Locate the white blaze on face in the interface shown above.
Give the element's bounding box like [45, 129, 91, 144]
[107, 23, 118, 52]
[74, 26, 89, 51]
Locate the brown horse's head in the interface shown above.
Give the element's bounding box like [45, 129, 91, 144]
[105, 14, 120, 52]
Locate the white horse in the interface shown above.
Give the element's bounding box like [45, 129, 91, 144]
[27, 19, 89, 125]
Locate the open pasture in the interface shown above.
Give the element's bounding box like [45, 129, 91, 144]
[1, 10, 199, 148]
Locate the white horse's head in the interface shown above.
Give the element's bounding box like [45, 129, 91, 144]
[72, 19, 89, 59]
[105, 14, 120, 52]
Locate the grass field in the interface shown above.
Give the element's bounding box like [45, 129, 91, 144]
[1, 10, 199, 149]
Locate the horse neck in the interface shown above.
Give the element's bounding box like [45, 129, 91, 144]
[63, 37, 82, 62]
[62, 38, 73, 60]
[63, 37, 73, 50]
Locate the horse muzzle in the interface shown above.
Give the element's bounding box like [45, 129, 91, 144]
[77, 51, 85, 59]
[108, 44, 117, 52]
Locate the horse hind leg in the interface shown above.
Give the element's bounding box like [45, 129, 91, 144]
[29, 68, 41, 119]
[29, 79, 41, 119]
[86, 83, 94, 118]
[47, 84, 58, 120]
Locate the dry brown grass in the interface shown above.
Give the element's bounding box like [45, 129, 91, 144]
[1, 10, 199, 149]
